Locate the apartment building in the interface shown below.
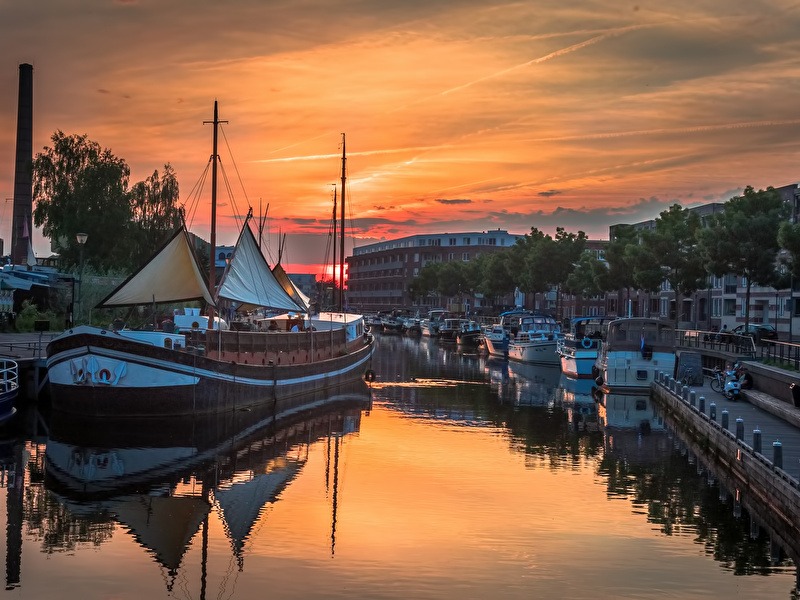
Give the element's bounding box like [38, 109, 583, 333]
[346, 230, 523, 313]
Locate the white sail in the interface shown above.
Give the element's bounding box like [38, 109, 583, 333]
[216, 222, 304, 312]
[272, 262, 310, 312]
[98, 228, 215, 308]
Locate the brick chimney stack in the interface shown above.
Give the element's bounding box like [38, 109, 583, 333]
[11, 63, 33, 266]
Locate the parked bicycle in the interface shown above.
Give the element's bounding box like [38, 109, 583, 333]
[709, 366, 741, 400]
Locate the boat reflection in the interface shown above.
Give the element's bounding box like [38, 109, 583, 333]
[44, 381, 372, 589]
[505, 361, 561, 406]
[597, 391, 669, 465]
[555, 375, 598, 432]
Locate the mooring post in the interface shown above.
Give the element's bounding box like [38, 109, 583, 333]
[721, 409, 728, 429]
[689, 389, 696, 407]
[710, 402, 717, 421]
[735, 418, 744, 441]
[773, 440, 783, 469]
[753, 428, 762, 454]
[699, 396, 705, 414]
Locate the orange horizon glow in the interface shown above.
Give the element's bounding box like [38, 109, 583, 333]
[2, 3, 800, 268]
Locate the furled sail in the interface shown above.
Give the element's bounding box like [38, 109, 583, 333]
[98, 228, 215, 308]
[216, 221, 304, 312]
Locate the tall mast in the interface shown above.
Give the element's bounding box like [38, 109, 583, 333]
[332, 184, 337, 304]
[339, 133, 346, 312]
[204, 101, 227, 298]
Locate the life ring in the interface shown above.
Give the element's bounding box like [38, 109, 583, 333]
[364, 369, 376, 383]
[581, 337, 593, 349]
[98, 368, 112, 382]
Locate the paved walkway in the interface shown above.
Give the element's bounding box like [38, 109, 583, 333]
[680, 377, 800, 476]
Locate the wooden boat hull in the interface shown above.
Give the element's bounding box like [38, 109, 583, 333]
[47, 327, 375, 417]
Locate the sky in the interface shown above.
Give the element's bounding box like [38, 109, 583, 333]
[1, 1, 800, 275]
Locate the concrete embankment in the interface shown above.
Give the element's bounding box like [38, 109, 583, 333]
[651, 376, 800, 548]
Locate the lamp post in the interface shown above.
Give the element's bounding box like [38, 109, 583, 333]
[76, 233, 87, 325]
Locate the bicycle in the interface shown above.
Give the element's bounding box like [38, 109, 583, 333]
[678, 365, 696, 386]
[708, 367, 725, 393]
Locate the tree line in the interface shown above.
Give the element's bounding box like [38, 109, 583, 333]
[32, 131, 185, 272]
[411, 186, 800, 330]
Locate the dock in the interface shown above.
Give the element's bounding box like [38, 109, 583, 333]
[652, 373, 800, 571]
[0, 332, 59, 399]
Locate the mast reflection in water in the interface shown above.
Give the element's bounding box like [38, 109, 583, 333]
[0, 333, 795, 599]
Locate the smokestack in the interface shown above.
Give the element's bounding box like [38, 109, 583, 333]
[11, 63, 33, 266]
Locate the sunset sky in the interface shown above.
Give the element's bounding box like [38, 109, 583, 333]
[1, 1, 800, 274]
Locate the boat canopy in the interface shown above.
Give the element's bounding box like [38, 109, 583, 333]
[97, 228, 215, 308]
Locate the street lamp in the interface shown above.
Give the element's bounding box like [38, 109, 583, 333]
[76, 233, 87, 325]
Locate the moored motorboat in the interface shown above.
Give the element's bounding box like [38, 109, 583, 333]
[0, 359, 18, 425]
[481, 308, 529, 357]
[593, 317, 676, 393]
[507, 313, 562, 365]
[556, 317, 609, 379]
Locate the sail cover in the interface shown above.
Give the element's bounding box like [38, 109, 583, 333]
[98, 227, 215, 308]
[271, 262, 310, 312]
[216, 222, 304, 312]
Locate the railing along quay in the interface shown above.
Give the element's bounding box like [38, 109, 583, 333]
[651, 373, 800, 541]
[0, 332, 59, 399]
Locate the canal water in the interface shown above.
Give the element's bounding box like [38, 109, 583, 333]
[0, 332, 797, 599]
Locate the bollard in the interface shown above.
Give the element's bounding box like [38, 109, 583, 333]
[736, 418, 744, 441]
[750, 516, 760, 540]
[773, 441, 783, 469]
[753, 429, 762, 454]
[721, 409, 728, 430]
[710, 402, 717, 421]
[699, 396, 706, 414]
[689, 389, 696, 407]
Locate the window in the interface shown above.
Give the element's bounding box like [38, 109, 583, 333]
[462, 252, 470, 261]
[724, 298, 736, 316]
[463, 237, 471, 245]
[449, 238, 456, 245]
[488, 238, 496, 246]
[660, 298, 669, 317]
[712, 297, 722, 317]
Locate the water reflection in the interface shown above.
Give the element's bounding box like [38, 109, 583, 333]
[41, 382, 371, 593]
[373, 333, 798, 590]
[0, 335, 795, 598]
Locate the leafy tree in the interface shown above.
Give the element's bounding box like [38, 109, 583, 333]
[778, 220, 800, 278]
[549, 227, 588, 316]
[698, 186, 789, 329]
[32, 131, 133, 271]
[605, 224, 639, 309]
[565, 252, 607, 297]
[631, 204, 706, 326]
[129, 164, 184, 265]
[473, 251, 516, 306]
[409, 262, 443, 304]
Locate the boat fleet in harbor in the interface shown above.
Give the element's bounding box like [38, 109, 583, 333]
[369, 308, 677, 396]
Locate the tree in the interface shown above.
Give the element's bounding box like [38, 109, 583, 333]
[564, 252, 607, 297]
[604, 224, 638, 309]
[630, 204, 706, 326]
[698, 186, 788, 330]
[32, 131, 133, 271]
[129, 164, 184, 265]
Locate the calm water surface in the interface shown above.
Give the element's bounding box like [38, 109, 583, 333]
[0, 333, 797, 599]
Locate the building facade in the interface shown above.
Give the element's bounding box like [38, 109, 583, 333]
[346, 230, 523, 314]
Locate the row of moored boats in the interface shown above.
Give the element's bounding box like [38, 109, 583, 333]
[372, 309, 677, 394]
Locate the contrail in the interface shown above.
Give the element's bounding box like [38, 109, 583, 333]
[253, 144, 454, 163]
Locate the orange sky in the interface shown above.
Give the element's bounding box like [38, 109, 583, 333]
[2, 1, 800, 274]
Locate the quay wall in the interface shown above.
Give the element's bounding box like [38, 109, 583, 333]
[651, 380, 800, 541]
